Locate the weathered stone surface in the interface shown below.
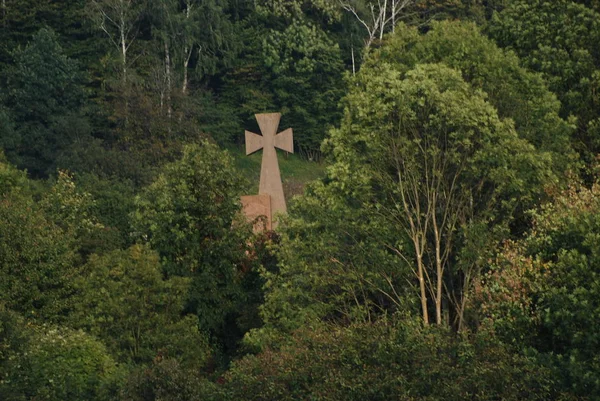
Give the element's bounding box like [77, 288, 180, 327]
[241, 194, 271, 232]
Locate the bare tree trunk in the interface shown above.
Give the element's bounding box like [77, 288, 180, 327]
[432, 210, 443, 325]
[119, 7, 127, 83]
[379, 0, 387, 40]
[181, 1, 192, 95]
[1, 0, 6, 29]
[340, 0, 414, 49]
[164, 40, 172, 118]
[351, 45, 356, 76]
[392, 0, 396, 33]
[119, 8, 129, 123]
[183, 47, 192, 95]
[457, 279, 468, 331]
[416, 244, 429, 325]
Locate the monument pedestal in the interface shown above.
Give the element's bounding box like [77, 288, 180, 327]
[241, 194, 272, 232]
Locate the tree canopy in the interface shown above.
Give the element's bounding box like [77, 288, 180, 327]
[1, 1, 599, 399]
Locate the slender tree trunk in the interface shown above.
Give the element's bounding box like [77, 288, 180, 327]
[379, 0, 387, 40]
[392, 0, 396, 33]
[119, 11, 129, 124]
[183, 48, 192, 95]
[432, 212, 443, 325]
[164, 40, 172, 118]
[416, 245, 429, 325]
[1, 0, 6, 29]
[351, 45, 356, 76]
[182, 1, 193, 95]
[457, 287, 467, 331]
[410, 229, 429, 325]
[120, 9, 127, 83]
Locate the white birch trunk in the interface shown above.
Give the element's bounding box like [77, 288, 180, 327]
[182, 1, 193, 95]
[164, 40, 172, 118]
[120, 5, 127, 83]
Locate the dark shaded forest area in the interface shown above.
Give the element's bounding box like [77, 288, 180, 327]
[1, 0, 600, 400]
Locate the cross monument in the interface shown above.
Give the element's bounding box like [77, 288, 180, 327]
[242, 113, 293, 229]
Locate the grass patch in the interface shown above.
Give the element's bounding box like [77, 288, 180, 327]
[227, 144, 327, 201]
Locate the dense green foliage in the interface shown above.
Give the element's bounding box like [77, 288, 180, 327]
[221, 319, 569, 401]
[480, 179, 600, 398]
[1, 28, 90, 177]
[488, 0, 600, 167]
[132, 143, 259, 352]
[1, 0, 600, 399]
[377, 21, 576, 174]
[69, 245, 210, 367]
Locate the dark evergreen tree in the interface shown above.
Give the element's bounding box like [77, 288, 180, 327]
[1, 28, 90, 177]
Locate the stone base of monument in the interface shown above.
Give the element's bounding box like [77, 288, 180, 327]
[241, 194, 272, 232]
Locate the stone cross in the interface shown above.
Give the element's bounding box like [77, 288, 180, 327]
[245, 113, 293, 219]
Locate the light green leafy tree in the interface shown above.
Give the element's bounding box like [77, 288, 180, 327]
[2, 324, 118, 401]
[69, 245, 211, 367]
[133, 142, 257, 352]
[260, 59, 554, 337]
[373, 21, 576, 176]
[332, 61, 553, 328]
[0, 164, 79, 321]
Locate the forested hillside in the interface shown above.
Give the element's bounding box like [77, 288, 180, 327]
[1, 1, 600, 400]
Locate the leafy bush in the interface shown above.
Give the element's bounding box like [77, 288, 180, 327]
[223, 317, 569, 401]
[3, 325, 117, 401]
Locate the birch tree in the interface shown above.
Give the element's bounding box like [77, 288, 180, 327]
[339, 0, 414, 48]
[153, 0, 234, 97]
[88, 0, 145, 83]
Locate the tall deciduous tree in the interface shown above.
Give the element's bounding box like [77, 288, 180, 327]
[261, 59, 554, 336]
[328, 62, 552, 328]
[88, 0, 146, 84]
[150, 0, 236, 118]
